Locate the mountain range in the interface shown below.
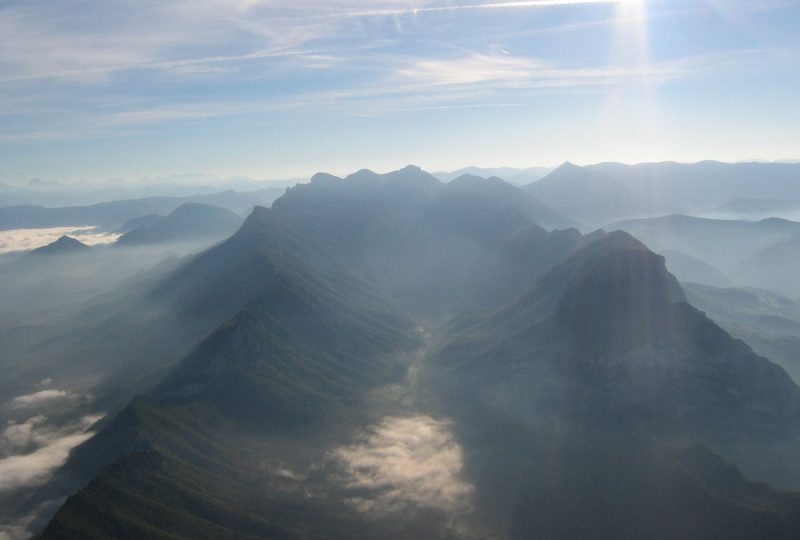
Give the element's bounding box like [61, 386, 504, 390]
[4, 164, 800, 539]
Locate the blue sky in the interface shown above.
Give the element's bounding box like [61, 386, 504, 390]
[1, 0, 799, 183]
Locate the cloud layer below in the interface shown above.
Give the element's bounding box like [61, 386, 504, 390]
[0, 413, 102, 495]
[0, 227, 120, 254]
[333, 415, 473, 515]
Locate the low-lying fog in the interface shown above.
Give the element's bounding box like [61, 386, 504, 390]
[0, 227, 120, 254]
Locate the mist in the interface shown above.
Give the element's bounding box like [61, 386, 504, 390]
[4, 163, 800, 539]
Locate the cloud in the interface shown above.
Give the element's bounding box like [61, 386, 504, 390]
[0, 513, 36, 540]
[0, 227, 120, 254]
[333, 415, 473, 516]
[9, 390, 69, 409]
[0, 416, 46, 455]
[0, 414, 103, 495]
[2, 0, 797, 147]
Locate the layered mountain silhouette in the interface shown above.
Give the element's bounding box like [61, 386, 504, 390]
[115, 203, 242, 246]
[587, 161, 800, 209]
[0, 190, 279, 232]
[511, 161, 800, 225]
[523, 162, 650, 225]
[435, 165, 554, 184]
[13, 165, 800, 539]
[685, 283, 800, 383]
[738, 236, 800, 298]
[609, 214, 800, 297]
[715, 197, 800, 221]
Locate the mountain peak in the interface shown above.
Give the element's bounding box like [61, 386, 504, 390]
[346, 168, 380, 182]
[449, 173, 486, 186]
[30, 235, 90, 256]
[557, 161, 581, 171]
[309, 172, 342, 185]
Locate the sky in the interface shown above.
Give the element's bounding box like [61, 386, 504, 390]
[1, 0, 799, 183]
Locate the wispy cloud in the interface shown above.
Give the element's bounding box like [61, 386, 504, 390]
[2, 0, 799, 173]
[333, 415, 473, 515]
[0, 413, 103, 495]
[9, 390, 70, 409]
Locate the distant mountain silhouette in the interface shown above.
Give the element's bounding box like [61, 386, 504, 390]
[608, 214, 800, 297]
[0, 190, 280, 232]
[659, 249, 732, 288]
[738, 235, 800, 298]
[114, 213, 162, 234]
[116, 203, 242, 246]
[428, 173, 575, 237]
[588, 161, 800, 209]
[714, 197, 800, 221]
[523, 162, 651, 225]
[435, 165, 554, 184]
[29, 235, 91, 256]
[685, 283, 800, 383]
[608, 214, 800, 271]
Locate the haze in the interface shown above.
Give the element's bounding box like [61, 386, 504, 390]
[3, 2, 800, 540]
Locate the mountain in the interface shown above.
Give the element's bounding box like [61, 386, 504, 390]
[523, 162, 654, 225]
[660, 249, 732, 288]
[427, 231, 799, 435]
[435, 166, 554, 184]
[738, 236, 800, 299]
[28, 182, 425, 539]
[28, 235, 91, 256]
[608, 214, 800, 277]
[587, 161, 800, 210]
[685, 283, 800, 383]
[420, 232, 800, 537]
[0, 177, 293, 209]
[713, 198, 800, 221]
[268, 168, 575, 314]
[114, 213, 162, 234]
[0, 190, 282, 232]
[115, 203, 242, 246]
[11, 165, 800, 539]
[430, 174, 574, 233]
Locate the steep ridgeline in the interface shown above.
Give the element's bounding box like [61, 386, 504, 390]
[267, 166, 577, 315]
[29, 200, 423, 539]
[421, 231, 800, 539]
[27, 166, 800, 539]
[26, 166, 578, 537]
[38, 278, 421, 540]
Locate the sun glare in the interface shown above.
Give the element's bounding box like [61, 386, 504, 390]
[601, 0, 658, 162]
